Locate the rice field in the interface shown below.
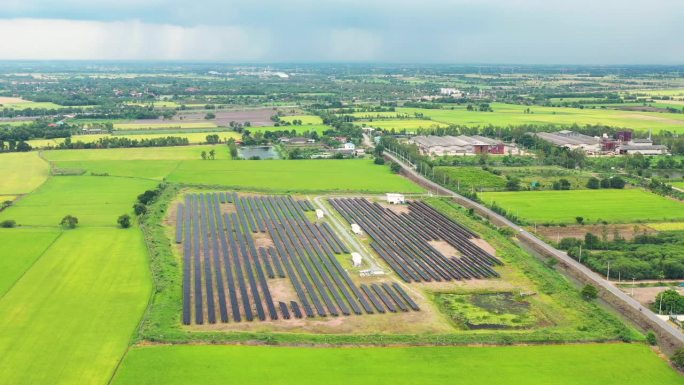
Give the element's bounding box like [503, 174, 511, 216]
[0, 152, 49, 195]
[166, 159, 424, 193]
[349, 103, 684, 132]
[247, 124, 332, 134]
[479, 189, 684, 224]
[27, 131, 241, 148]
[0, 176, 157, 226]
[356, 119, 448, 130]
[110, 344, 683, 385]
[113, 122, 219, 130]
[43, 145, 230, 161]
[0, 227, 151, 385]
[0, 228, 60, 297]
[647, 222, 684, 231]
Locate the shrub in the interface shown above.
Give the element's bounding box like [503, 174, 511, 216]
[133, 203, 147, 216]
[0, 219, 17, 228]
[390, 162, 401, 173]
[672, 348, 684, 369]
[59, 215, 78, 229]
[610, 176, 626, 189]
[117, 214, 132, 229]
[646, 331, 657, 346]
[373, 156, 385, 165]
[581, 284, 598, 300]
[587, 177, 600, 189]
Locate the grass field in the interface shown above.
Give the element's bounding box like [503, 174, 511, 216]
[279, 115, 323, 125]
[166, 159, 424, 193]
[356, 119, 448, 130]
[111, 344, 682, 385]
[247, 124, 332, 134]
[434, 166, 506, 191]
[55, 160, 183, 180]
[0, 176, 157, 226]
[480, 189, 684, 224]
[27, 131, 241, 148]
[672, 181, 684, 189]
[0, 228, 60, 297]
[113, 122, 218, 130]
[0, 228, 151, 385]
[0, 152, 49, 194]
[43, 145, 230, 161]
[350, 103, 684, 132]
[647, 222, 684, 231]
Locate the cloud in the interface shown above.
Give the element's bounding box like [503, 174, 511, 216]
[0, 19, 269, 60]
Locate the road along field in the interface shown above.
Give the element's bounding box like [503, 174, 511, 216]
[110, 344, 682, 385]
[0, 227, 151, 385]
[0, 152, 49, 195]
[0, 176, 157, 226]
[479, 189, 684, 224]
[349, 103, 684, 132]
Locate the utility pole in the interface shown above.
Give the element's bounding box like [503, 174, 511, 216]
[606, 261, 611, 281]
[578, 244, 582, 263]
[631, 278, 635, 297]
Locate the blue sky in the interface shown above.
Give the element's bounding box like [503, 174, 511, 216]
[0, 0, 682, 63]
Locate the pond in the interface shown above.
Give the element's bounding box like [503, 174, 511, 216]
[237, 146, 280, 160]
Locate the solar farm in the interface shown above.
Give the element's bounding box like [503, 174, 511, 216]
[176, 192, 423, 326]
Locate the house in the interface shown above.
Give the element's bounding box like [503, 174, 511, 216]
[343, 142, 355, 151]
[386, 193, 405, 204]
[280, 137, 315, 145]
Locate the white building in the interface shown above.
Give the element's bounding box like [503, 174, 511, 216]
[351, 223, 362, 235]
[440, 88, 463, 98]
[343, 142, 356, 151]
[351, 252, 363, 267]
[386, 193, 406, 204]
[315, 209, 325, 219]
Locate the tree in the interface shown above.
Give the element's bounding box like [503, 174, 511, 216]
[552, 178, 571, 190]
[584, 232, 600, 248]
[117, 214, 131, 228]
[672, 348, 684, 369]
[390, 161, 402, 174]
[505, 177, 521, 191]
[575, 216, 584, 225]
[586, 177, 600, 189]
[288, 148, 303, 160]
[60, 215, 78, 229]
[209, 149, 216, 160]
[646, 331, 657, 346]
[133, 203, 147, 216]
[374, 156, 385, 165]
[0, 219, 17, 228]
[581, 284, 598, 300]
[205, 134, 220, 144]
[610, 176, 625, 189]
[201, 151, 207, 160]
[137, 190, 158, 205]
[205, 112, 216, 120]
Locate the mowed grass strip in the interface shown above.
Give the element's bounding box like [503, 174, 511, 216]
[480, 189, 684, 224]
[166, 159, 424, 193]
[0, 228, 60, 297]
[43, 145, 230, 161]
[0, 152, 49, 194]
[55, 160, 183, 180]
[0, 176, 157, 226]
[111, 344, 682, 385]
[0, 228, 151, 385]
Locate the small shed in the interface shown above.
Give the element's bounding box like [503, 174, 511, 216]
[315, 209, 325, 219]
[351, 252, 363, 267]
[386, 193, 405, 205]
[351, 223, 362, 235]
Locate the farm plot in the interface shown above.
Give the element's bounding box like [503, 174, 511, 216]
[434, 167, 506, 192]
[0, 228, 60, 297]
[43, 145, 230, 161]
[114, 121, 218, 130]
[28, 131, 241, 148]
[178, 192, 418, 325]
[110, 344, 683, 385]
[329, 198, 501, 283]
[0, 176, 156, 226]
[0, 152, 49, 195]
[247, 124, 332, 135]
[480, 189, 684, 224]
[167, 159, 424, 193]
[279, 115, 323, 125]
[0, 228, 151, 385]
[178, 108, 278, 127]
[355, 119, 448, 130]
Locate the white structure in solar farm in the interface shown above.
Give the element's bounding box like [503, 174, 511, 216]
[351, 252, 363, 267]
[386, 193, 405, 204]
[351, 223, 362, 234]
[315, 209, 325, 219]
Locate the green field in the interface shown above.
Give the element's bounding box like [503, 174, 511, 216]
[0, 228, 151, 385]
[434, 166, 506, 191]
[672, 181, 684, 189]
[480, 189, 684, 224]
[647, 222, 684, 231]
[55, 160, 182, 180]
[356, 119, 448, 130]
[350, 103, 684, 132]
[0, 176, 156, 226]
[113, 121, 218, 130]
[166, 159, 424, 193]
[247, 124, 332, 134]
[43, 145, 230, 161]
[0, 228, 60, 297]
[28, 131, 241, 148]
[279, 115, 323, 125]
[111, 344, 682, 385]
[0, 152, 49, 194]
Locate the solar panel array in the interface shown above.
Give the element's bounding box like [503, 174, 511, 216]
[177, 192, 419, 325]
[329, 198, 502, 283]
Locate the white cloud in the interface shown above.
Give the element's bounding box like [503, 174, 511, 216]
[0, 18, 270, 60]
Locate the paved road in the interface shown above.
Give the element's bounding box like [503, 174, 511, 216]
[384, 150, 684, 348]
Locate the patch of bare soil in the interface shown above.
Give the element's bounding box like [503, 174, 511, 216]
[470, 238, 497, 256]
[0, 96, 25, 104]
[625, 286, 684, 307]
[428, 239, 461, 258]
[178, 108, 279, 127]
[378, 201, 411, 215]
[535, 224, 655, 241]
[253, 232, 275, 249]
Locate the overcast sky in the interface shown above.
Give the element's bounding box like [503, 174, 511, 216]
[0, 0, 682, 63]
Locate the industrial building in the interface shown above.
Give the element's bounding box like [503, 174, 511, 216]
[535, 130, 601, 153]
[409, 135, 505, 156]
[535, 130, 669, 156]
